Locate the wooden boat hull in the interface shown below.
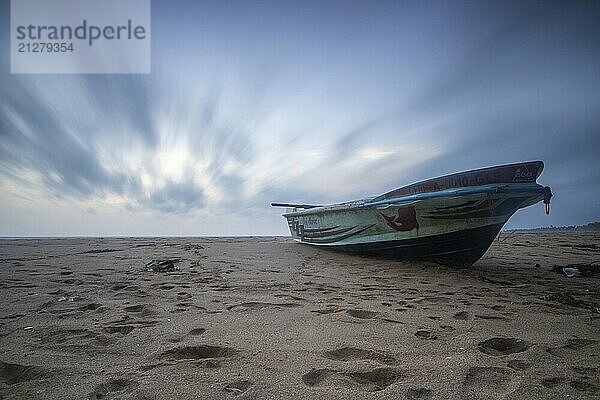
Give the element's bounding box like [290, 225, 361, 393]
[273, 161, 552, 266]
[326, 223, 504, 266]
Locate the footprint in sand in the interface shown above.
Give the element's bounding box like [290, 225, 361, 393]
[189, 328, 206, 336]
[506, 360, 530, 371]
[311, 308, 346, 315]
[123, 304, 155, 317]
[103, 325, 135, 335]
[177, 291, 193, 300]
[478, 338, 529, 356]
[227, 302, 300, 311]
[0, 360, 48, 385]
[570, 380, 599, 394]
[346, 309, 378, 319]
[323, 347, 397, 365]
[415, 296, 452, 305]
[40, 328, 117, 347]
[88, 378, 137, 400]
[540, 377, 563, 388]
[475, 314, 508, 321]
[105, 317, 158, 335]
[406, 387, 433, 399]
[78, 303, 102, 311]
[344, 368, 403, 392]
[123, 304, 147, 312]
[302, 368, 335, 386]
[453, 311, 470, 320]
[414, 330, 437, 340]
[169, 328, 206, 343]
[159, 345, 237, 361]
[463, 366, 518, 400]
[302, 367, 403, 392]
[547, 338, 597, 357]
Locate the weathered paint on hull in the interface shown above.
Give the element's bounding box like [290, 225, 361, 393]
[322, 223, 504, 266]
[275, 161, 552, 266]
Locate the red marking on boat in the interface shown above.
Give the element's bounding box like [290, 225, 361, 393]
[380, 206, 419, 231]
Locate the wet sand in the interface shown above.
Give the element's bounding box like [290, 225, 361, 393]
[0, 233, 598, 399]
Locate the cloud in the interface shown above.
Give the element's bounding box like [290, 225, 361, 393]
[0, 78, 130, 199]
[0, 72, 251, 214]
[0, 0, 599, 234]
[144, 179, 204, 213]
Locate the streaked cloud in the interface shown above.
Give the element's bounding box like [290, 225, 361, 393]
[0, 0, 599, 235]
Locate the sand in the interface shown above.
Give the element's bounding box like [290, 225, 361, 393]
[0, 233, 598, 399]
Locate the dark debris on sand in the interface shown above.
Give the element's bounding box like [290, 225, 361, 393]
[544, 292, 600, 313]
[550, 263, 600, 278]
[145, 259, 181, 272]
[82, 248, 121, 254]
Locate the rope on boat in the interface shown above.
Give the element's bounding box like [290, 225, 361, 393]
[543, 186, 553, 215]
[500, 229, 517, 242]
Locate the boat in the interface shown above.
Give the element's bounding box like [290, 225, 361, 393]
[272, 161, 552, 266]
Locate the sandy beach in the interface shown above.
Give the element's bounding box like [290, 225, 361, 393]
[0, 233, 598, 399]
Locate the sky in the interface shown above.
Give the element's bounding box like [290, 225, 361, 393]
[1, 0, 599, 236]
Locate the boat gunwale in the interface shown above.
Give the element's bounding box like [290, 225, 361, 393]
[374, 160, 544, 201]
[282, 183, 546, 217]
